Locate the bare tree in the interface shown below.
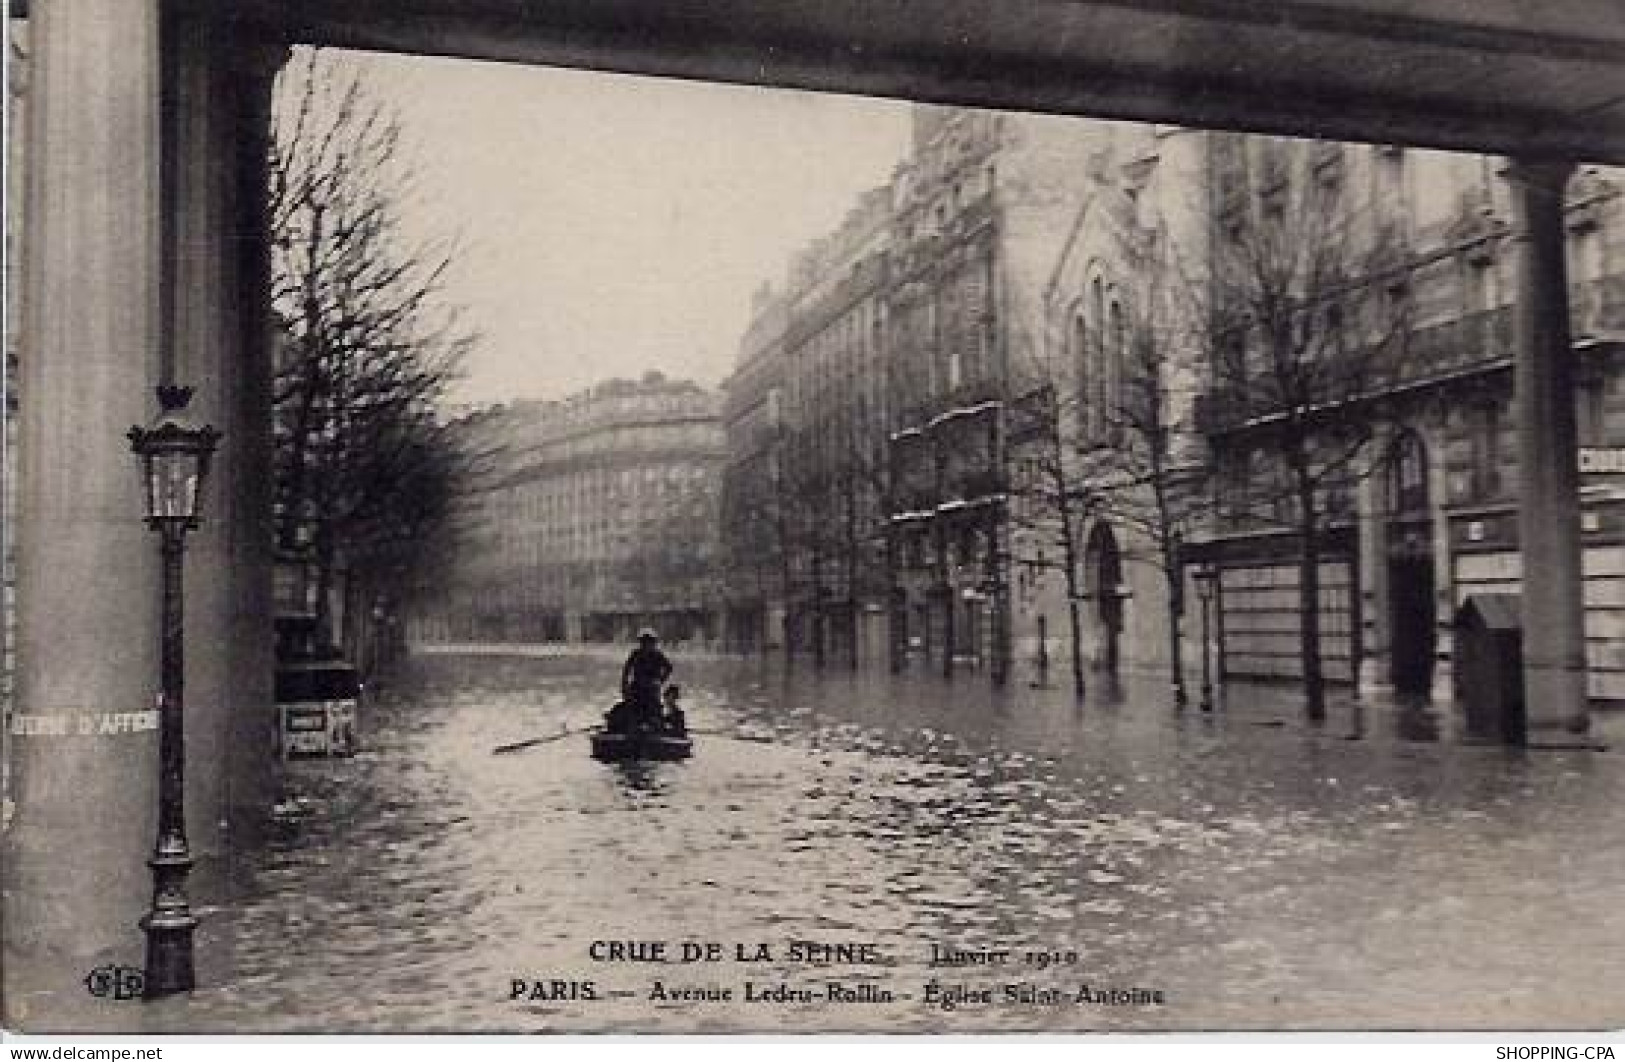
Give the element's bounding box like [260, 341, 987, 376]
[269, 50, 474, 655]
[782, 423, 841, 669]
[719, 421, 821, 666]
[719, 455, 780, 654]
[819, 405, 892, 670]
[1197, 143, 1410, 721]
[1005, 380, 1115, 699]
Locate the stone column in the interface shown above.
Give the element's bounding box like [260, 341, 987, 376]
[1427, 421, 1456, 706]
[4, 0, 165, 1012]
[163, 10, 284, 860]
[1355, 466, 1391, 700]
[1510, 157, 1590, 742]
[225, 39, 286, 835]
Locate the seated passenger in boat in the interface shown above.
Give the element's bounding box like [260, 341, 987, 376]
[662, 684, 688, 736]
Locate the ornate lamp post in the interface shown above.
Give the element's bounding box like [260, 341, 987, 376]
[128, 384, 220, 998]
[1193, 564, 1217, 714]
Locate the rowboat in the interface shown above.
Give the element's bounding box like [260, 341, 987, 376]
[589, 728, 693, 762]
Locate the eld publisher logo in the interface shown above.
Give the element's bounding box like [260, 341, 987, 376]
[84, 964, 145, 1000]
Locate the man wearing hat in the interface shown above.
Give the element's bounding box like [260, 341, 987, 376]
[620, 629, 673, 731]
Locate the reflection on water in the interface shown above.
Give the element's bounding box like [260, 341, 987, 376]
[143, 652, 1625, 1033]
[612, 761, 662, 792]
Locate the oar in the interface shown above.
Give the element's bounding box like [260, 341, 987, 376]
[685, 726, 775, 742]
[492, 724, 596, 755]
[492, 723, 777, 754]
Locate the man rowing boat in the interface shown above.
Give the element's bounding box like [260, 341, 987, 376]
[620, 628, 673, 732]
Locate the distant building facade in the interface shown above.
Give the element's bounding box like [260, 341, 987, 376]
[719, 285, 790, 654]
[886, 107, 1119, 680]
[721, 186, 893, 665]
[417, 372, 725, 646]
[723, 105, 1119, 678]
[777, 185, 893, 667]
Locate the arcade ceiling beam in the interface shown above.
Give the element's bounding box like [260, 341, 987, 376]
[235, 0, 1625, 163]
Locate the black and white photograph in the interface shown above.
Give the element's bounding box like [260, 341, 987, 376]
[3, 0, 1625, 1041]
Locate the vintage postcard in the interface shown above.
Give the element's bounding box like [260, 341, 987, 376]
[3, 0, 1624, 1038]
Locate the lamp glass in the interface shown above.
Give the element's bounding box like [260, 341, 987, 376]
[148, 448, 201, 522]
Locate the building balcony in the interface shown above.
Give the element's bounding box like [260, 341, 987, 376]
[894, 379, 1005, 436]
[1404, 306, 1514, 377]
[1195, 274, 1625, 435]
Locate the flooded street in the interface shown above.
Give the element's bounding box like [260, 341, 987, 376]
[153, 650, 1625, 1033]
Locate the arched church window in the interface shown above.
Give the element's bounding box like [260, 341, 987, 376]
[1072, 312, 1089, 409]
[1108, 300, 1126, 439]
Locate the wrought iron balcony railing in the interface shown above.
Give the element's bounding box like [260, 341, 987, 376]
[1195, 273, 1625, 434]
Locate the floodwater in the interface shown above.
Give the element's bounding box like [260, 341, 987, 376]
[145, 650, 1625, 1032]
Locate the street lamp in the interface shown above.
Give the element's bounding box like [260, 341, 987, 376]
[1193, 564, 1217, 714]
[128, 384, 220, 999]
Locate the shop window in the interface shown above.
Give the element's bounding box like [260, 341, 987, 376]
[1106, 301, 1126, 442]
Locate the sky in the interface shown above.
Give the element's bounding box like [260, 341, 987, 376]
[324, 49, 913, 407]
